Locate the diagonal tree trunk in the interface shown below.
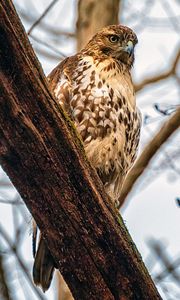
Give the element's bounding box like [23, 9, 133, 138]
[0, 1, 162, 299]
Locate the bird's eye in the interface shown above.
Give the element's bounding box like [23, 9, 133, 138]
[109, 35, 119, 43]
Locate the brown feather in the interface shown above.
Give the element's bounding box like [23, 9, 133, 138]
[33, 236, 55, 292]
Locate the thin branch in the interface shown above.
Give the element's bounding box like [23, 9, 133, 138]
[158, 149, 180, 175]
[118, 107, 180, 207]
[19, 8, 75, 38]
[176, 197, 180, 207]
[30, 34, 66, 58]
[0, 224, 47, 300]
[0, 199, 23, 205]
[33, 46, 62, 61]
[154, 103, 179, 116]
[154, 257, 180, 283]
[149, 240, 180, 284]
[27, 0, 59, 35]
[135, 48, 180, 92]
[161, 0, 180, 33]
[0, 192, 23, 206]
[0, 251, 12, 300]
[0, 178, 14, 188]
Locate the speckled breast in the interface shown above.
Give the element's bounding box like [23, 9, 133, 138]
[69, 56, 141, 175]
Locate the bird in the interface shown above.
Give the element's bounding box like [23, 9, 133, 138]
[32, 24, 141, 292]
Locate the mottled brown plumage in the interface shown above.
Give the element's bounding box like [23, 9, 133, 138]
[33, 24, 141, 291]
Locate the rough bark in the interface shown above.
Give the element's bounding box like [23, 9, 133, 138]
[76, 0, 120, 50]
[0, 1, 162, 299]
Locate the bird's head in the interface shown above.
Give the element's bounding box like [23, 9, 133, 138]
[82, 25, 138, 68]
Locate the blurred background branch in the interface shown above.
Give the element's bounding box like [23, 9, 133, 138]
[0, 224, 47, 300]
[0, 250, 12, 300]
[28, 0, 60, 35]
[135, 48, 180, 92]
[119, 107, 180, 207]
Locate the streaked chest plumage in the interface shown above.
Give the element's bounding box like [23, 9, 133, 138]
[54, 56, 141, 201]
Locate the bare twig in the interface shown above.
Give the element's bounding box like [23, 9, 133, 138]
[30, 34, 66, 58]
[154, 103, 179, 116]
[149, 240, 180, 284]
[118, 107, 180, 207]
[161, 0, 180, 33]
[158, 149, 180, 175]
[0, 224, 47, 300]
[33, 46, 62, 61]
[135, 48, 180, 92]
[19, 8, 75, 38]
[0, 198, 23, 205]
[176, 197, 180, 206]
[0, 178, 14, 188]
[122, 0, 155, 33]
[0, 199, 22, 205]
[154, 256, 180, 283]
[0, 251, 12, 300]
[28, 0, 59, 35]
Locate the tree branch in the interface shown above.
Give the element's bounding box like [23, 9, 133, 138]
[27, 0, 59, 35]
[134, 48, 180, 92]
[29, 34, 66, 58]
[118, 107, 180, 207]
[0, 250, 12, 300]
[76, 0, 120, 50]
[0, 224, 47, 300]
[0, 1, 162, 299]
[19, 8, 75, 38]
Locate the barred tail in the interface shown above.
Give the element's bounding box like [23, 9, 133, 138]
[33, 237, 55, 292]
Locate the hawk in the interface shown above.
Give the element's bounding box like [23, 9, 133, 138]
[33, 24, 141, 291]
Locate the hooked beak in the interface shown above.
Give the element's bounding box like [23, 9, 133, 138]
[123, 41, 134, 55]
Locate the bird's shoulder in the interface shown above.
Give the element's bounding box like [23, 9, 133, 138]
[47, 55, 78, 88]
[47, 54, 81, 113]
